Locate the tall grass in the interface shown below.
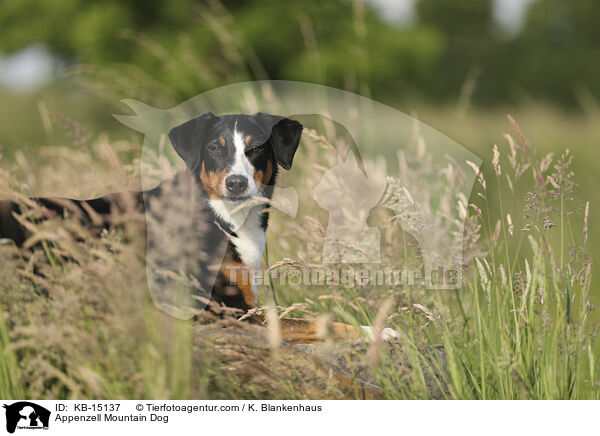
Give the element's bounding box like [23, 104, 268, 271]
[261, 115, 597, 399]
[0, 310, 25, 398]
[0, 0, 598, 399]
[1, 104, 598, 399]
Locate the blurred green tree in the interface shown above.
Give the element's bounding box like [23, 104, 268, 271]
[0, 0, 195, 63]
[513, 0, 600, 107]
[416, 0, 495, 104]
[2, 0, 598, 108]
[0, 0, 442, 105]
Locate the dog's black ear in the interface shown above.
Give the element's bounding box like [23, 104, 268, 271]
[271, 118, 303, 170]
[252, 112, 303, 170]
[168, 112, 217, 171]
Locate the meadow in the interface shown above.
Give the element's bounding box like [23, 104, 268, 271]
[0, 89, 598, 399]
[1, 3, 599, 398]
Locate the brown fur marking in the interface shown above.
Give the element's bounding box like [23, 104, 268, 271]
[220, 260, 255, 307]
[199, 162, 226, 200]
[250, 317, 362, 345]
[253, 161, 272, 187]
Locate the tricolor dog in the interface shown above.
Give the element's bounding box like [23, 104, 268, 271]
[165, 112, 299, 312]
[0, 112, 398, 344]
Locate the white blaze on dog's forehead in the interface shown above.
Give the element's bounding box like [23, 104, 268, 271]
[231, 122, 254, 179]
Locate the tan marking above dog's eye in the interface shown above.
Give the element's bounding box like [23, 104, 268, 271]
[245, 136, 252, 145]
[219, 137, 226, 146]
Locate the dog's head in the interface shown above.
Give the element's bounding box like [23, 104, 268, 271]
[168, 112, 302, 202]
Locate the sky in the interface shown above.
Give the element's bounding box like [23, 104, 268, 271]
[0, 0, 536, 92]
[0, 44, 59, 91]
[370, 0, 535, 32]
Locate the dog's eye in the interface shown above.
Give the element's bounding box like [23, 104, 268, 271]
[209, 144, 222, 153]
[250, 146, 263, 154]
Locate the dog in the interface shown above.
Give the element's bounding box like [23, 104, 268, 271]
[0, 112, 398, 345]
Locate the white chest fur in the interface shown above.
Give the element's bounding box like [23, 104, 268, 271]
[228, 209, 266, 272]
[209, 199, 266, 294]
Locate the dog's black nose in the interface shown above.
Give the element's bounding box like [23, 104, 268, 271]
[225, 175, 248, 194]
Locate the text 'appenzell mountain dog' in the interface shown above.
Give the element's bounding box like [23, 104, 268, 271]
[0, 112, 398, 344]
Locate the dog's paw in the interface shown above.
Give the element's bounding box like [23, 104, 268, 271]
[361, 326, 400, 342]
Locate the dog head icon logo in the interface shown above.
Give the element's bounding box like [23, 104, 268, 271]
[3, 402, 50, 434]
